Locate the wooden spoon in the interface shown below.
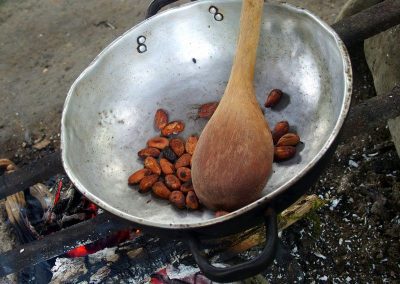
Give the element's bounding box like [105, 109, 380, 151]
[191, 0, 274, 211]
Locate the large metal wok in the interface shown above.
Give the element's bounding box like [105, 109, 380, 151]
[61, 0, 352, 281]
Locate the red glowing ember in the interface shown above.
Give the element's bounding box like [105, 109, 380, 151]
[66, 229, 134, 258]
[85, 201, 98, 218]
[66, 245, 92, 257]
[53, 178, 64, 206]
[150, 268, 168, 284]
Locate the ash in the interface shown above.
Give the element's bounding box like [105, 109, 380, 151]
[259, 128, 400, 283]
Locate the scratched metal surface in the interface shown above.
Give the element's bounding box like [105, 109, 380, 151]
[61, 0, 352, 228]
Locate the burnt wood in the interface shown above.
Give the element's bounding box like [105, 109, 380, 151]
[0, 213, 132, 277]
[332, 0, 400, 46]
[0, 151, 63, 200]
[341, 85, 400, 141]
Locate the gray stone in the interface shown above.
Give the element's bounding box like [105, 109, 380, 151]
[365, 25, 400, 96]
[337, 0, 400, 157]
[335, 0, 382, 22]
[388, 117, 400, 158]
[336, 0, 400, 97]
[365, 24, 400, 153]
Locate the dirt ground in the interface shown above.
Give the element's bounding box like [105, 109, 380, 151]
[0, 0, 148, 157]
[3, 0, 399, 283]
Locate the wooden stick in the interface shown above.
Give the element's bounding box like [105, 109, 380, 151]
[210, 194, 324, 257]
[278, 194, 325, 231]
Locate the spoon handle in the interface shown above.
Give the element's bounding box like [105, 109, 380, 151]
[229, 0, 264, 84]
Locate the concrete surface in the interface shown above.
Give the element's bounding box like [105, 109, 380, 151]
[0, 0, 346, 157]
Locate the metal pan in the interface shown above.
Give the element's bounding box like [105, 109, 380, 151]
[61, 0, 351, 281]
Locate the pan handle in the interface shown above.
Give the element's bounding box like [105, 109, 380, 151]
[146, 0, 197, 18]
[186, 208, 278, 282]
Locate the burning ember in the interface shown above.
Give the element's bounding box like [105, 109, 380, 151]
[5, 175, 137, 258]
[2, 164, 221, 283]
[66, 230, 133, 258]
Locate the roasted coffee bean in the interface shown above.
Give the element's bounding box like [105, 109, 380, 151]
[154, 109, 169, 130]
[165, 174, 181, 190]
[161, 146, 178, 162]
[160, 158, 175, 175]
[161, 121, 185, 136]
[175, 153, 192, 169]
[274, 146, 296, 161]
[169, 191, 186, 209]
[185, 136, 198, 155]
[152, 181, 171, 200]
[169, 138, 185, 157]
[264, 89, 283, 108]
[138, 147, 160, 159]
[147, 137, 169, 150]
[198, 102, 219, 119]
[272, 121, 289, 144]
[128, 168, 152, 185]
[180, 182, 194, 194]
[139, 174, 159, 192]
[144, 157, 162, 175]
[276, 133, 300, 146]
[186, 191, 199, 210]
[176, 167, 191, 182]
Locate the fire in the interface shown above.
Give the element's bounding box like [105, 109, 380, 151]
[66, 245, 90, 257]
[50, 178, 137, 258]
[86, 202, 98, 218]
[66, 229, 133, 258]
[150, 268, 168, 284]
[87, 203, 98, 212]
[53, 178, 64, 206]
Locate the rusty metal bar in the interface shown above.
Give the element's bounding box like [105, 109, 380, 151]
[332, 0, 400, 46]
[0, 212, 132, 277]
